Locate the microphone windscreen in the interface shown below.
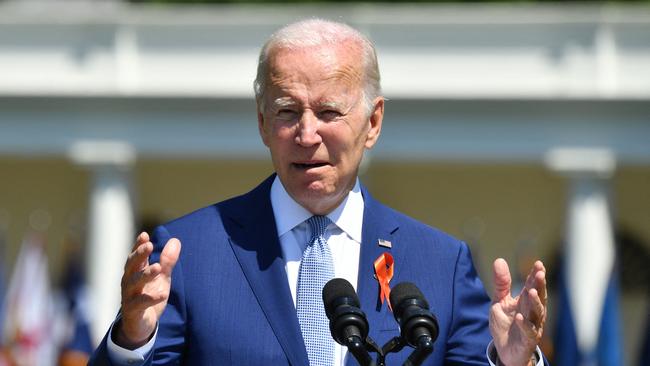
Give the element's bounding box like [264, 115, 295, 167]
[390, 282, 429, 311]
[322, 278, 359, 315]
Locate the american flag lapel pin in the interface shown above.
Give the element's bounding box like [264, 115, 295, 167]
[378, 238, 392, 248]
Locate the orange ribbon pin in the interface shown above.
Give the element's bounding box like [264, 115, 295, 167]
[374, 252, 394, 311]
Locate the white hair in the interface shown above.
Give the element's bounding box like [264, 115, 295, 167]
[253, 19, 381, 115]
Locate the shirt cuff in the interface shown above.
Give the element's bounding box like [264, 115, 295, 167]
[486, 341, 544, 366]
[106, 318, 158, 366]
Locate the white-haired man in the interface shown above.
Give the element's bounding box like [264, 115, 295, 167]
[89, 19, 548, 366]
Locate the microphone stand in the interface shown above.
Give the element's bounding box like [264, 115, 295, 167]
[346, 335, 376, 366]
[403, 336, 433, 366]
[345, 335, 384, 366]
[378, 336, 405, 365]
[377, 335, 434, 366]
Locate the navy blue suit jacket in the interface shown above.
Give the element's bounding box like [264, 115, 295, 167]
[90, 175, 493, 365]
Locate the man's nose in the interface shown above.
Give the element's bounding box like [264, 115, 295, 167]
[295, 111, 323, 147]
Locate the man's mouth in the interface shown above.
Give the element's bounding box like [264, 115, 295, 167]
[293, 161, 329, 169]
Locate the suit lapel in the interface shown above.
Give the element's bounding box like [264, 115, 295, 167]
[224, 176, 309, 366]
[356, 187, 403, 333]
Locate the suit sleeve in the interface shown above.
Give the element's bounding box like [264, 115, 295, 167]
[444, 241, 492, 366]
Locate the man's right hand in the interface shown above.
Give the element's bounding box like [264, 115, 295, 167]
[114, 232, 181, 349]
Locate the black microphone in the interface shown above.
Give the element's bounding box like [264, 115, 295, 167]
[322, 278, 374, 366]
[389, 282, 439, 365]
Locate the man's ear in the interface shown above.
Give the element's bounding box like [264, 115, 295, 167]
[257, 107, 270, 147]
[364, 97, 384, 149]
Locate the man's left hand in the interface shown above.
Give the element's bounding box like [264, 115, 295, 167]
[489, 258, 547, 366]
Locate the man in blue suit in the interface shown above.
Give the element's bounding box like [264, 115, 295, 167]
[90, 19, 548, 366]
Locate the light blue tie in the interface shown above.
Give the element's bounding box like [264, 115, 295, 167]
[297, 215, 335, 366]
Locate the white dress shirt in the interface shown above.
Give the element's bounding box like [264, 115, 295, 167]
[107, 176, 542, 366]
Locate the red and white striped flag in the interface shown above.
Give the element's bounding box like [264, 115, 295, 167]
[1, 233, 56, 366]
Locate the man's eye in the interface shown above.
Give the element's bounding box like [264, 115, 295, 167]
[319, 110, 342, 120]
[277, 109, 298, 119]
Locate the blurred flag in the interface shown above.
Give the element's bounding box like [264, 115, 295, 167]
[0, 230, 9, 366]
[555, 265, 623, 366]
[554, 180, 623, 366]
[1, 233, 57, 366]
[639, 310, 650, 366]
[57, 251, 93, 366]
[0, 229, 6, 340]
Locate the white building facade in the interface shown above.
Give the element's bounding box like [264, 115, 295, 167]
[1, 1, 649, 364]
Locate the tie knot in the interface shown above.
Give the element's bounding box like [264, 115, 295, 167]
[307, 215, 331, 241]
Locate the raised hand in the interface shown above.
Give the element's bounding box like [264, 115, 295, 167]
[114, 232, 181, 349]
[489, 258, 547, 366]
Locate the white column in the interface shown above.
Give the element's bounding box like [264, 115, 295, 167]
[546, 148, 616, 364]
[595, 23, 619, 98]
[69, 141, 136, 345]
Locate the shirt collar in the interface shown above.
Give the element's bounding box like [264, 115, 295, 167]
[270, 175, 364, 242]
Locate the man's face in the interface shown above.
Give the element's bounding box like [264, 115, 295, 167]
[258, 42, 383, 215]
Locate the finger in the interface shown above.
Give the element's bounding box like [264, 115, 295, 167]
[131, 232, 150, 251]
[123, 263, 163, 297]
[525, 288, 545, 329]
[534, 261, 547, 307]
[127, 232, 152, 263]
[535, 259, 546, 273]
[523, 263, 537, 290]
[523, 259, 545, 290]
[160, 238, 181, 277]
[492, 258, 512, 303]
[124, 241, 154, 274]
